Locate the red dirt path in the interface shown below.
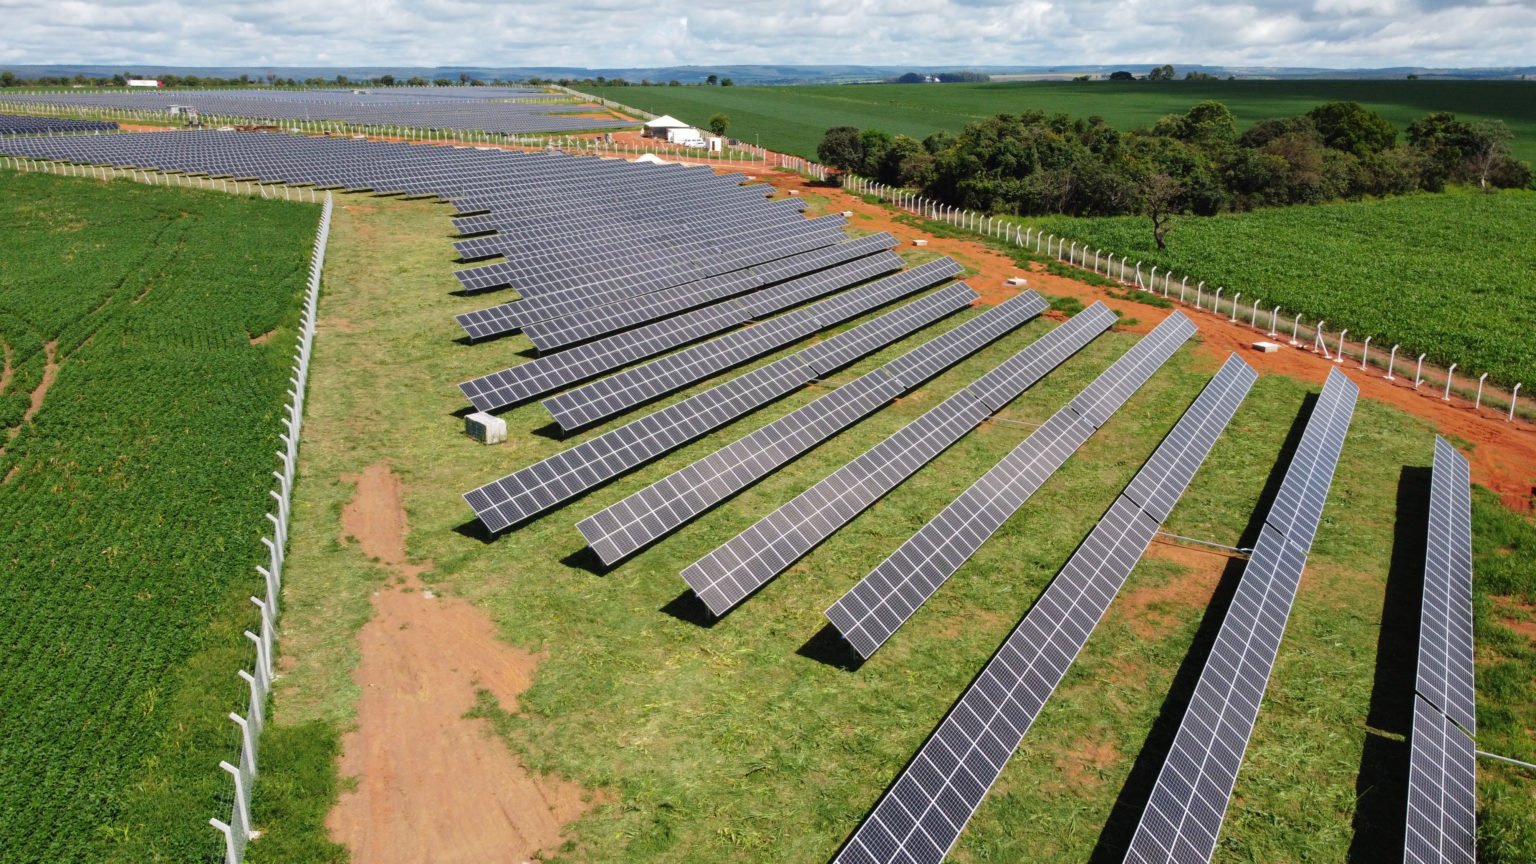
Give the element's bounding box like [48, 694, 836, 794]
[327, 463, 597, 864]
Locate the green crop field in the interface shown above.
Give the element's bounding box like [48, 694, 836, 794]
[588, 80, 1536, 163]
[1022, 187, 1536, 388]
[248, 196, 1535, 863]
[0, 170, 316, 862]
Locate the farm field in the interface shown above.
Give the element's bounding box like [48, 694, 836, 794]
[0, 169, 316, 862]
[587, 79, 1536, 163]
[249, 193, 1535, 863]
[1024, 187, 1536, 388]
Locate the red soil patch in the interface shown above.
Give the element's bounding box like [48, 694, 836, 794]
[328, 463, 598, 864]
[1118, 541, 1235, 639]
[249, 329, 276, 346]
[2, 341, 58, 458]
[0, 341, 12, 395]
[116, 124, 178, 133]
[1492, 596, 1536, 643]
[1053, 737, 1121, 791]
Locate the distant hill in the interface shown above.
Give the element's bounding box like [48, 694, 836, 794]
[4, 63, 1534, 85]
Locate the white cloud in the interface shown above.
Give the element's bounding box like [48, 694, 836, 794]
[0, 0, 1531, 68]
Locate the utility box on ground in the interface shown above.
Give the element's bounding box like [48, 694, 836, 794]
[465, 412, 507, 444]
[1005, 277, 1028, 287]
[1252, 341, 1281, 354]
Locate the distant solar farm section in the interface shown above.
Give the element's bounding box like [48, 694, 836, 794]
[0, 112, 118, 134]
[0, 85, 633, 134]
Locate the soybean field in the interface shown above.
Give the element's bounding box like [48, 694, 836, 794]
[1027, 187, 1536, 388]
[0, 169, 316, 863]
[588, 79, 1536, 163]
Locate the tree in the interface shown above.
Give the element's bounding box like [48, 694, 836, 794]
[859, 129, 894, 177]
[721, 78, 734, 87]
[1148, 64, 1176, 81]
[407, 76, 426, 86]
[0, 71, 15, 88]
[708, 113, 731, 137]
[379, 74, 395, 86]
[1142, 172, 1184, 249]
[668, 79, 681, 86]
[817, 126, 865, 173]
[1465, 119, 1515, 189]
[706, 74, 719, 86]
[1108, 70, 1135, 81]
[335, 74, 349, 86]
[1307, 101, 1396, 157]
[1184, 71, 1219, 81]
[459, 72, 471, 84]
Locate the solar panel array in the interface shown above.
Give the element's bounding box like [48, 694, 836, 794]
[1403, 437, 1477, 864]
[1415, 437, 1477, 734]
[540, 259, 964, 431]
[827, 311, 1200, 660]
[0, 113, 118, 135]
[576, 291, 1052, 565]
[833, 353, 1256, 864]
[459, 250, 905, 412]
[463, 281, 980, 533]
[681, 302, 1118, 616]
[1405, 695, 1477, 864]
[1123, 368, 1359, 864]
[2, 88, 632, 134]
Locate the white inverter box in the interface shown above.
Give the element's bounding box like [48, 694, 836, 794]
[465, 412, 507, 444]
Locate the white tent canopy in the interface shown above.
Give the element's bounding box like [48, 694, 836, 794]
[643, 115, 691, 130]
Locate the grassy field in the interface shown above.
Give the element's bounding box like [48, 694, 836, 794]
[0, 170, 316, 862]
[251, 194, 1533, 862]
[1023, 187, 1536, 389]
[588, 80, 1536, 163]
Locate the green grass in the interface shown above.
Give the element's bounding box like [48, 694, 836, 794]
[254, 195, 1533, 862]
[589, 80, 1536, 163]
[1026, 187, 1536, 387]
[0, 169, 317, 862]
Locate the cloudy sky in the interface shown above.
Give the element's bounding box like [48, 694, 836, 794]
[3, 0, 1533, 69]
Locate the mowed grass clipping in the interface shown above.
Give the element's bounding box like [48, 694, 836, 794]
[257, 195, 1535, 863]
[589, 80, 1536, 163]
[0, 169, 317, 863]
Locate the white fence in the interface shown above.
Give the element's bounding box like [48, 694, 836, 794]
[206, 192, 332, 864]
[842, 173, 1528, 424]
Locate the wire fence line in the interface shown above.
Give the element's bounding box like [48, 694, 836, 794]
[0, 155, 328, 202]
[204, 193, 331, 864]
[842, 173, 1529, 425]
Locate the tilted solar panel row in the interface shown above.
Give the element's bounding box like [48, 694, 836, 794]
[459, 252, 905, 412]
[1122, 368, 1358, 864]
[682, 302, 1119, 617]
[827, 312, 1199, 660]
[576, 291, 1052, 565]
[834, 354, 1256, 864]
[541, 258, 964, 431]
[463, 281, 979, 534]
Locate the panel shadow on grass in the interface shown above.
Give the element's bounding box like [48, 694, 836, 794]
[1345, 464, 1431, 863]
[1088, 391, 1316, 863]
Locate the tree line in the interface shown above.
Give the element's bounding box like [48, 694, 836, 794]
[816, 101, 1530, 247]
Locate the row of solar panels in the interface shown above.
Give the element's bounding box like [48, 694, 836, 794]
[0, 113, 118, 135]
[1403, 438, 1477, 864]
[2, 89, 631, 133]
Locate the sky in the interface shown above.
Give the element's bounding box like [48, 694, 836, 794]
[2, 0, 1534, 69]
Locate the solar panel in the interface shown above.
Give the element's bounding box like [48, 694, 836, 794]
[463, 282, 972, 533]
[833, 355, 1256, 864]
[1122, 370, 1357, 864]
[458, 252, 904, 413]
[1416, 437, 1476, 735]
[1403, 695, 1477, 864]
[1262, 369, 1359, 552]
[576, 292, 1047, 565]
[826, 312, 1198, 659]
[541, 260, 964, 431]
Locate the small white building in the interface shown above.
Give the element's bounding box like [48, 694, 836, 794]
[643, 114, 692, 139]
[127, 79, 163, 88]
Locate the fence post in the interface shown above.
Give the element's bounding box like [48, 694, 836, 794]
[1443, 363, 1458, 401]
[1414, 354, 1427, 389]
[1386, 345, 1400, 380]
[1290, 314, 1302, 346]
[1475, 373, 1489, 409]
[1511, 384, 1522, 422]
[1334, 329, 1348, 364]
[1360, 337, 1372, 371]
[1230, 293, 1241, 323]
[1268, 307, 1280, 338]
